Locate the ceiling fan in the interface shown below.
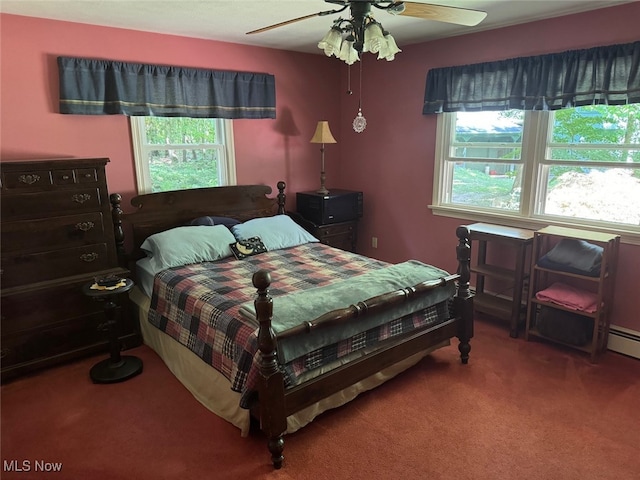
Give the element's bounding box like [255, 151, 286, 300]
[247, 1, 487, 35]
[247, 1, 487, 63]
[247, 2, 487, 133]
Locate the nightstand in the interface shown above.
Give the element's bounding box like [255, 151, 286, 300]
[82, 278, 143, 383]
[293, 189, 362, 253]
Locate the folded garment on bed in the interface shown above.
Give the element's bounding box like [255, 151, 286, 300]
[538, 238, 603, 276]
[239, 260, 455, 363]
[535, 282, 598, 313]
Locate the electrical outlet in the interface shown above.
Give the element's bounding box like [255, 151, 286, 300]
[371, 236, 378, 248]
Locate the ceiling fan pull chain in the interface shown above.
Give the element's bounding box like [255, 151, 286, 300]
[353, 58, 367, 133]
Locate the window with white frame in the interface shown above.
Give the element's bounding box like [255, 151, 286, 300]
[130, 116, 236, 193]
[433, 105, 640, 234]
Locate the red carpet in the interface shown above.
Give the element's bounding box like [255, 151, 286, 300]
[2, 318, 639, 479]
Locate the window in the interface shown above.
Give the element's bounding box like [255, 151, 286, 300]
[130, 117, 236, 193]
[433, 105, 640, 237]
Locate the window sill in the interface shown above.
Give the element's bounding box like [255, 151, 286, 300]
[429, 204, 640, 246]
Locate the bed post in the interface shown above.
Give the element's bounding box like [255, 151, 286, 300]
[110, 193, 127, 266]
[276, 181, 286, 215]
[454, 225, 474, 364]
[252, 270, 287, 469]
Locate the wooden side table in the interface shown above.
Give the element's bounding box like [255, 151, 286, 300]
[467, 223, 535, 338]
[82, 278, 143, 383]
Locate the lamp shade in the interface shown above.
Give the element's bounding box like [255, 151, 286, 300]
[310, 121, 337, 144]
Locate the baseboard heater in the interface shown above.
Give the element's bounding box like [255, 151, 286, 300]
[607, 326, 640, 360]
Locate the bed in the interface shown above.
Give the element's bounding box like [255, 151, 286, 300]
[110, 182, 474, 469]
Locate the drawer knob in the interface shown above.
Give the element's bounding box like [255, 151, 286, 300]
[18, 174, 41, 185]
[72, 193, 92, 204]
[80, 252, 99, 262]
[75, 221, 95, 232]
[84, 173, 93, 179]
[62, 174, 71, 180]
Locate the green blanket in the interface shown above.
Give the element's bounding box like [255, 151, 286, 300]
[239, 260, 455, 363]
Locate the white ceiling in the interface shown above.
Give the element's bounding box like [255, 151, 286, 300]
[0, 0, 635, 55]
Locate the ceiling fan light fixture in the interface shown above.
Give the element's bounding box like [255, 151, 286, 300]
[363, 22, 385, 54]
[380, 33, 401, 61]
[316, 10, 404, 64]
[339, 40, 359, 65]
[318, 26, 343, 57]
[249, 1, 487, 63]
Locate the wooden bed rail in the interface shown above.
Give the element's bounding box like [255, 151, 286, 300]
[263, 273, 460, 341]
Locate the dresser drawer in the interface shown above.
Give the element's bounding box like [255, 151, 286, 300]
[1, 212, 106, 253]
[1, 243, 110, 288]
[0, 311, 106, 370]
[2, 166, 98, 190]
[312, 221, 357, 252]
[323, 234, 356, 252]
[316, 222, 355, 238]
[1, 169, 53, 189]
[52, 167, 98, 185]
[1, 280, 105, 334]
[1, 188, 102, 219]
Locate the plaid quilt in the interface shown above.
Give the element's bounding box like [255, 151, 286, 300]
[147, 242, 451, 407]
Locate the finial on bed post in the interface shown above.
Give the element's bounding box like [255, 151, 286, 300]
[276, 181, 286, 215]
[252, 270, 287, 469]
[110, 193, 126, 265]
[455, 225, 473, 364]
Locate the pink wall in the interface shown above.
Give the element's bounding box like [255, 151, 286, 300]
[1, 5, 639, 333]
[0, 14, 341, 208]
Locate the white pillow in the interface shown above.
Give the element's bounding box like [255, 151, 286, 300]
[140, 225, 235, 271]
[231, 215, 318, 251]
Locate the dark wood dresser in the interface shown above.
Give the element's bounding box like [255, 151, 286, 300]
[0, 158, 139, 382]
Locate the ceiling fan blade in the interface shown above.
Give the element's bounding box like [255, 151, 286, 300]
[391, 2, 487, 27]
[246, 7, 346, 35]
[246, 13, 321, 35]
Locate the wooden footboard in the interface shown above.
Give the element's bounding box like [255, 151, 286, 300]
[253, 225, 474, 469]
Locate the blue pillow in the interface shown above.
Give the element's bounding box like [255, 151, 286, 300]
[188, 216, 241, 228]
[141, 225, 236, 271]
[231, 215, 318, 251]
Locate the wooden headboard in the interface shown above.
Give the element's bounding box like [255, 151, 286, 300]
[110, 181, 286, 264]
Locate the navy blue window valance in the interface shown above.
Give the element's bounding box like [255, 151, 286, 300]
[58, 56, 276, 119]
[423, 41, 640, 114]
